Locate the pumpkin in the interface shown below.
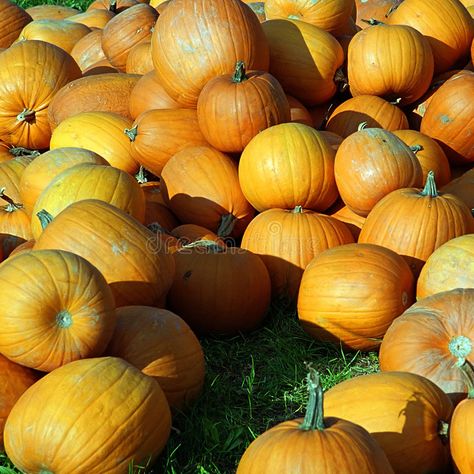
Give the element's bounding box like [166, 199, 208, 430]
[171, 224, 225, 248]
[334, 127, 423, 216]
[168, 241, 271, 335]
[323, 371, 453, 474]
[241, 206, 354, 300]
[247, 1, 266, 22]
[329, 202, 366, 240]
[0, 354, 38, 449]
[50, 111, 139, 174]
[160, 146, 255, 238]
[144, 201, 179, 232]
[0, 156, 33, 208]
[380, 288, 474, 405]
[0, 0, 32, 49]
[239, 123, 339, 212]
[19, 147, 108, 216]
[298, 243, 415, 351]
[34, 199, 175, 307]
[392, 129, 451, 186]
[450, 359, 474, 473]
[67, 9, 115, 29]
[70, 29, 107, 72]
[101, 3, 158, 71]
[106, 305, 205, 409]
[128, 71, 183, 119]
[348, 22, 434, 104]
[7, 238, 34, 258]
[441, 168, 474, 211]
[237, 366, 395, 473]
[286, 95, 313, 126]
[4, 357, 171, 473]
[82, 57, 120, 76]
[0, 40, 81, 150]
[48, 73, 140, 130]
[151, 0, 269, 107]
[0, 249, 116, 371]
[125, 109, 208, 177]
[387, 0, 474, 74]
[88, 0, 139, 14]
[355, 0, 402, 28]
[325, 95, 409, 138]
[0, 188, 32, 240]
[0, 234, 26, 262]
[358, 171, 474, 275]
[31, 163, 146, 239]
[417, 234, 474, 299]
[25, 4, 79, 20]
[261, 19, 344, 106]
[264, 0, 355, 36]
[125, 41, 153, 75]
[197, 61, 290, 153]
[420, 71, 474, 164]
[16, 19, 91, 53]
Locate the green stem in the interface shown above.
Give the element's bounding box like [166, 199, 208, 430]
[109, 0, 117, 13]
[37, 209, 54, 230]
[124, 126, 138, 142]
[232, 61, 248, 83]
[16, 108, 36, 123]
[459, 360, 474, 399]
[292, 205, 304, 214]
[135, 165, 147, 184]
[182, 239, 226, 253]
[9, 147, 40, 158]
[299, 364, 325, 431]
[410, 144, 424, 154]
[0, 187, 23, 210]
[361, 18, 384, 26]
[419, 170, 438, 197]
[357, 121, 368, 131]
[217, 213, 236, 237]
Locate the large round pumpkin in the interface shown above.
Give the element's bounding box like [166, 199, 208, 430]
[3, 357, 171, 473]
[0, 0, 32, 49]
[0, 249, 116, 371]
[125, 41, 153, 75]
[67, 8, 115, 29]
[106, 305, 205, 409]
[151, 0, 269, 107]
[70, 29, 107, 72]
[298, 243, 415, 351]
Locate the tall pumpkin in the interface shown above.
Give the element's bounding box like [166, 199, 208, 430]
[4, 357, 171, 473]
[151, 0, 270, 107]
[0, 40, 81, 149]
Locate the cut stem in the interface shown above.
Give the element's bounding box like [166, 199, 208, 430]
[410, 144, 424, 154]
[361, 18, 384, 26]
[16, 108, 36, 123]
[124, 126, 138, 142]
[299, 364, 325, 431]
[232, 61, 248, 83]
[37, 209, 54, 230]
[419, 170, 438, 197]
[217, 213, 236, 237]
[0, 187, 23, 210]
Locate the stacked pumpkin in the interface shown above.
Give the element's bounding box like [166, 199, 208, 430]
[0, 0, 473, 471]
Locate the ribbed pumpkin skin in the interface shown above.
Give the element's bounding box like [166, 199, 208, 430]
[450, 395, 474, 474]
[420, 72, 474, 164]
[125, 41, 153, 75]
[127, 109, 208, 177]
[392, 129, 451, 186]
[330, 204, 366, 240]
[358, 183, 474, 276]
[26, 4, 79, 20]
[237, 416, 395, 474]
[239, 123, 338, 212]
[387, 0, 474, 74]
[168, 246, 271, 335]
[0, 0, 32, 48]
[67, 8, 115, 29]
[17, 19, 91, 53]
[0, 156, 33, 205]
[50, 111, 139, 174]
[298, 243, 415, 351]
[4, 357, 172, 473]
[323, 371, 453, 474]
[106, 306, 206, 409]
[70, 29, 107, 72]
[348, 23, 434, 105]
[160, 146, 255, 238]
[441, 168, 474, 211]
[171, 224, 224, 248]
[101, 3, 157, 71]
[264, 0, 354, 35]
[34, 199, 175, 307]
[262, 19, 344, 106]
[0, 40, 81, 150]
[380, 289, 474, 403]
[31, 163, 146, 239]
[334, 128, 423, 217]
[0, 354, 38, 448]
[48, 73, 141, 130]
[19, 147, 108, 216]
[355, 0, 400, 28]
[87, 0, 138, 13]
[417, 234, 474, 299]
[151, 0, 270, 108]
[325, 95, 409, 138]
[241, 208, 354, 300]
[0, 249, 116, 371]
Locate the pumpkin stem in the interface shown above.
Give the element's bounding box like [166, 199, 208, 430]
[0, 187, 23, 210]
[385, 0, 404, 17]
[16, 108, 36, 123]
[124, 126, 138, 142]
[410, 145, 424, 154]
[357, 121, 368, 131]
[292, 205, 304, 214]
[37, 209, 54, 230]
[450, 335, 474, 398]
[232, 61, 248, 83]
[217, 213, 236, 237]
[9, 147, 40, 158]
[135, 165, 148, 184]
[334, 68, 348, 93]
[361, 18, 384, 26]
[419, 170, 439, 197]
[109, 0, 117, 13]
[182, 239, 226, 253]
[56, 310, 73, 329]
[389, 97, 402, 105]
[458, 360, 474, 399]
[299, 363, 325, 431]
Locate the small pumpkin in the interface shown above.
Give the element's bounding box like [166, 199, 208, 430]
[70, 29, 107, 72]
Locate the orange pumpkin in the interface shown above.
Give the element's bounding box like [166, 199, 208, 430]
[25, 4, 79, 20]
[441, 168, 474, 211]
[329, 202, 366, 240]
[0, 249, 117, 371]
[171, 224, 225, 248]
[0, 156, 33, 206]
[106, 305, 205, 409]
[354, 0, 401, 29]
[67, 8, 115, 28]
[70, 29, 107, 72]
[4, 357, 171, 473]
[298, 243, 415, 351]
[160, 146, 255, 238]
[239, 123, 338, 212]
[286, 95, 313, 126]
[0, 40, 81, 150]
[88, 0, 139, 13]
[0, 0, 32, 49]
[125, 41, 153, 75]
[0, 189, 32, 240]
[151, 0, 269, 107]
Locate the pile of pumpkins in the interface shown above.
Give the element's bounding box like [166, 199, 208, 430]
[0, 0, 473, 471]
